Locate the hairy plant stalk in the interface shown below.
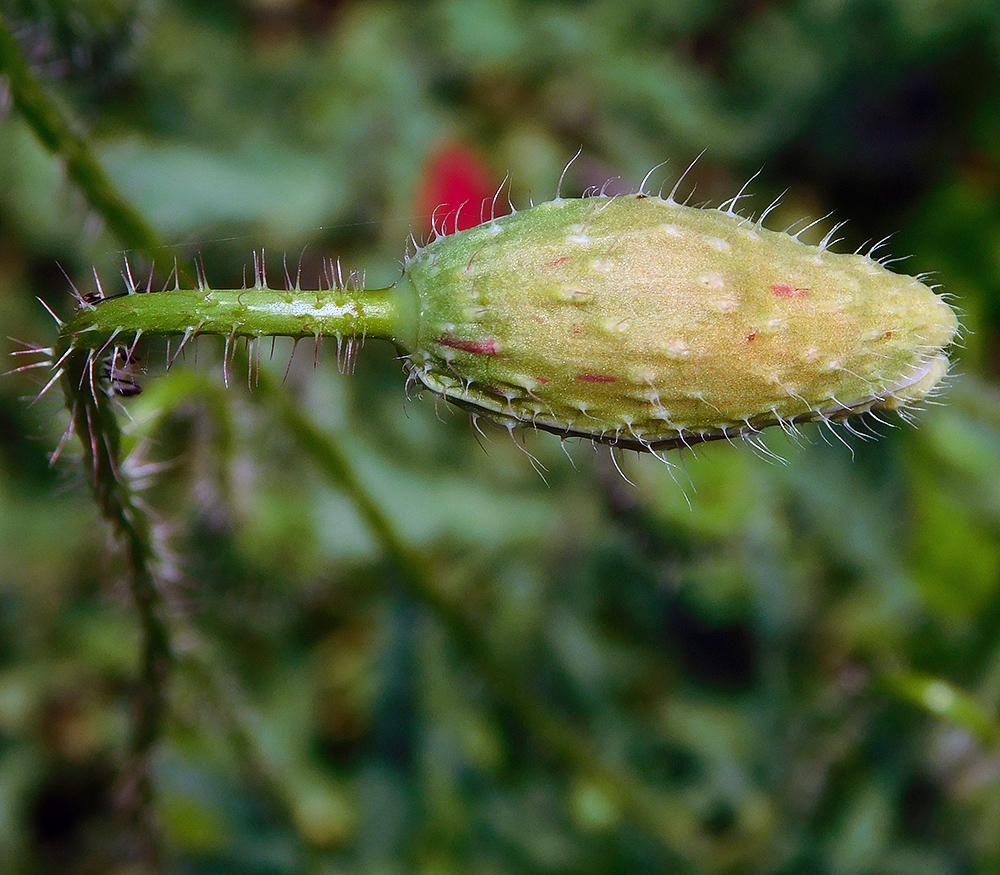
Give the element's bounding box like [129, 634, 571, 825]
[61, 346, 170, 869]
[1, 14, 171, 865]
[59, 277, 409, 353]
[244, 353, 729, 866]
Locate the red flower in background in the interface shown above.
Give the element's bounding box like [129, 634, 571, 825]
[417, 142, 505, 235]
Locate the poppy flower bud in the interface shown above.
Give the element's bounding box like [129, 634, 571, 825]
[399, 193, 958, 449]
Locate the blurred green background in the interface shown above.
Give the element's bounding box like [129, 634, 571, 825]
[3, 0, 1000, 872]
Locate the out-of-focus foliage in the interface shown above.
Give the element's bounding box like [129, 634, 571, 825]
[3, 0, 1000, 873]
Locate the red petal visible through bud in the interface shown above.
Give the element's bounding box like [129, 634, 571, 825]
[418, 142, 503, 233]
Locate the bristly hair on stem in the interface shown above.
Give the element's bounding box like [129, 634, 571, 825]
[60, 343, 173, 868]
[57, 250, 405, 368]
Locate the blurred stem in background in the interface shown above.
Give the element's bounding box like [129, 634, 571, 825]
[0, 11, 169, 867]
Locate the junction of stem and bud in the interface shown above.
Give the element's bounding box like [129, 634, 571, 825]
[51, 187, 959, 459]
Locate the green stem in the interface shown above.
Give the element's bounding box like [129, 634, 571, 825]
[1, 14, 171, 866]
[60, 283, 414, 351]
[246, 354, 699, 865]
[61, 346, 169, 869]
[0, 13, 161, 255]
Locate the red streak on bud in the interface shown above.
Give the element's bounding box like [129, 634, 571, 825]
[545, 256, 569, 268]
[436, 335, 499, 355]
[575, 373, 616, 383]
[465, 244, 487, 273]
[771, 284, 811, 297]
[535, 377, 550, 384]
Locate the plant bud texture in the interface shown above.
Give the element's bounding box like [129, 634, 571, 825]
[398, 194, 958, 450]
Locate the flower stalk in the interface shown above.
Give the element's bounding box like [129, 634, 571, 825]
[60, 277, 413, 352]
